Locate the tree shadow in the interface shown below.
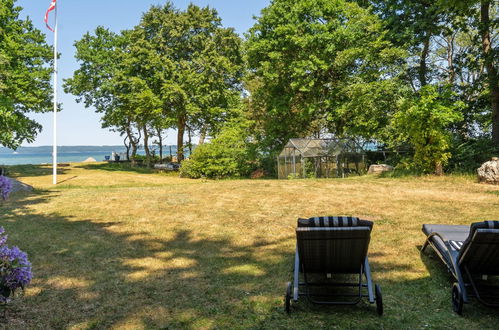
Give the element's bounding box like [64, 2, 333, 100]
[0, 191, 290, 328]
[1, 191, 499, 328]
[4, 164, 70, 178]
[75, 163, 168, 175]
[418, 244, 499, 321]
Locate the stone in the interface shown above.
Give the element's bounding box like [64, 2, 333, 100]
[477, 157, 499, 184]
[250, 169, 266, 179]
[368, 164, 394, 175]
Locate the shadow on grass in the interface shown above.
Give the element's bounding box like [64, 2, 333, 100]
[376, 168, 422, 179]
[75, 162, 175, 175]
[1, 191, 291, 328]
[418, 244, 499, 321]
[4, 164, 70, 178]
[1, 191, 499, 328]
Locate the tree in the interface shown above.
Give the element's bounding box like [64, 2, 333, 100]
[138, 3, 243, 161]
[391, 85, 463, 174]
[0, 0, 54, 149]
[64, 28, 139, 159]
[441, 0, 499, 145]
[246, 0, 406, 154]
[65, 3, 243, 164]
[365, 0, 451, 89]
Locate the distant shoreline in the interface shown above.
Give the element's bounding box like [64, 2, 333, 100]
[0, 145, 184, 166]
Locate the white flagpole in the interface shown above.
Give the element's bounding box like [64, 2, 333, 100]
[52, 2, 58, 185]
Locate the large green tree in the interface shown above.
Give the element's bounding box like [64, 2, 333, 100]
[138, 3, 243, 161]
[63, 28, 142, 160]
[246, 0, 406, 154]
[367, 0, 498, 145]
[65, 3, 243, 163]
[364, 0, 450, 88]
[0, 0, 54, 149]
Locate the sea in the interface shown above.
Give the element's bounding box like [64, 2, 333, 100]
[0, 145, 181, 166]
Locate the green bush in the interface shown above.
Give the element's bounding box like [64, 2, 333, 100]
[180, 120, 256, 179]
[447, 137, 499, 173]
[391, 85, 463, 174]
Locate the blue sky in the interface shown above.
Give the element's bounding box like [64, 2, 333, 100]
[17, 0, 269, 146]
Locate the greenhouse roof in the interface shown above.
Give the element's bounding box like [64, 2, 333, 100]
[280, 138, 364, 158]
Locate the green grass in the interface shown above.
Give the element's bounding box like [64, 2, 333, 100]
[1, 163, 499, 329]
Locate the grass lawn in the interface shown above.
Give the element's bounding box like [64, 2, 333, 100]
[1, 163, 499, 329]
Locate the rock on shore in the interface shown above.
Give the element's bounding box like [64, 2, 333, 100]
[478, 157, 499, 184]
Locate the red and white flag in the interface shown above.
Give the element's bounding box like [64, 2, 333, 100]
[44, 0, 57, 32]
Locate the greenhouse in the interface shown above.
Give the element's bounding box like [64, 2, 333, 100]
[277, 138, 367, 179]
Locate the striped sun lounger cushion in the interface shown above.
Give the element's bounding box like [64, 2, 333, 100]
[449, 240, 464, 251]
[485, 221, 499, 229]
[298, 216, 360, 227]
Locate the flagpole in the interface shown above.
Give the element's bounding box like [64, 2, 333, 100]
[52, 2, 58, 185]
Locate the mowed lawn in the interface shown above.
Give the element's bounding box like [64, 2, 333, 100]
[1, 163, 499, 329]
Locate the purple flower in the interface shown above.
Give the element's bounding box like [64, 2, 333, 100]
[0, 227, 32, 300]
[0, 176, 12, 200]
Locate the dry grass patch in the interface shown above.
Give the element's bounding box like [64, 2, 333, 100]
[0, 163, 498, 328]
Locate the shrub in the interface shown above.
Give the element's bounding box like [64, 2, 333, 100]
[0, 176, 12, 200]
[0, 227, 32, 302]
[391, 85, 463, 174]
[180, 119, 256, 179]
[447, 137, 499, 173]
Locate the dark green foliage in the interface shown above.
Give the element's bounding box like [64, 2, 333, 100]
[0, 0, 54, 149]
[180, 119, 256, 179]
[391, 85, 463, 174]
[447, 137, 499, 173]
[64, 2, 243, 164]
[245, 0, 407, 155]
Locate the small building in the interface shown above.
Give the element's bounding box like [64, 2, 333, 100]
[277, 138, 367, 179]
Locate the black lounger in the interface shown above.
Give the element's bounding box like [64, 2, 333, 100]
[285, 216, 383, 315]
[422, 221, 499, 314]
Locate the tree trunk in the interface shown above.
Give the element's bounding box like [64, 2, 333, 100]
[419, 33, 431, 87]
[143, 125, 151, 167]
[131, 126, 141, 166]
[447, 34, 456, 85]
[177, 116, 186, 162]
[123, 135, 130, 161]
[435, 161, 443, 176]
[187, 125, 192, 156]
[481, 0, 499, 146]
[125, 123, 137, 166]
[131, 143, 138, 166]
[199, 124, 207, 145]
[156, 127, 163, 163]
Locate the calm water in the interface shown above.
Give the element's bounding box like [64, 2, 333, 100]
[0, 146, 180, 166]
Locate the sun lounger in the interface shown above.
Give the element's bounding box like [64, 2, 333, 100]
[285, 216, 383, 315]
[422, 221, 499, 314]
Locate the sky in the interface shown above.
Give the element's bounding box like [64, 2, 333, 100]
[17, 0, 269, 146]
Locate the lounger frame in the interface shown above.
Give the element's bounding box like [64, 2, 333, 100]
[291, 245, 376, 305]
[422, 228, 499, 311]
[285, 218, 382, 314]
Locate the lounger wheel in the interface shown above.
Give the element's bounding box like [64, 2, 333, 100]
[375, 284, 383, 316]
[452, 283, 464, 315]
[285, 282, 292, 314]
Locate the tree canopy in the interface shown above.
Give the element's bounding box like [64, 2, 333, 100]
[64, 2, 243, 164]
[0, 0, 54, 149]
[60, 0, 499, 175]
[245, 0, 407, 153]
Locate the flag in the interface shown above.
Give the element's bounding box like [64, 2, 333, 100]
[44, 0, 57, 32]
